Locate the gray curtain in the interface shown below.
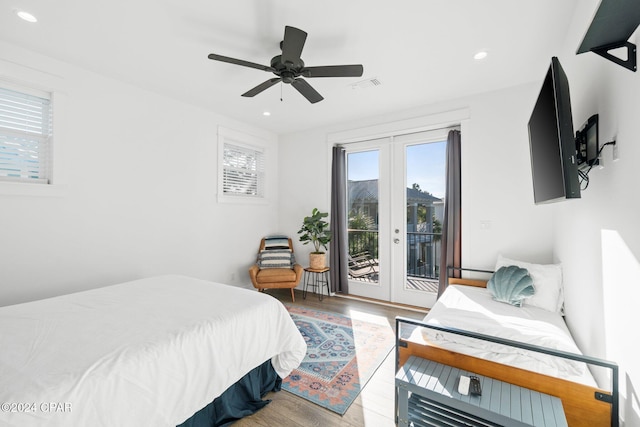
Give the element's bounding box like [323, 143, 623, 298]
[438, 129, 462, 297]
[330, 146, 349, 294]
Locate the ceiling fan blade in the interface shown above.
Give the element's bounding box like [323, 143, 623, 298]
[208, 53, 275, 72]
[281, 26, 307, 65]
[241, 78, 281, 97]
[291, 78, 323, 104]
[302, 64, 364, 78]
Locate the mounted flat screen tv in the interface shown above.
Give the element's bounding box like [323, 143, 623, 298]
[527, 57, 580, 204]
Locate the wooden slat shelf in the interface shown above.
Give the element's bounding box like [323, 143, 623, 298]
[396, 356, 568, 427]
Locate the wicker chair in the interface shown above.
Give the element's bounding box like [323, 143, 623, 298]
[248, 237, 303, 302]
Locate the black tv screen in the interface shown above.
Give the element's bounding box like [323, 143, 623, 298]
[528, 57, 580, 204]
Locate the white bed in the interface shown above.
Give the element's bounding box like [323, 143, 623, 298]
[0, 275, 307, 427]
[397, 277, 618, 426]
[413, 284, 597, 386]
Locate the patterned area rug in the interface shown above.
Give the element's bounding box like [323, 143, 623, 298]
[282, 305, 395, 415]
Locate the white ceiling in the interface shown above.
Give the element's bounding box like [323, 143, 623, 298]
[1, 0, 583, 135]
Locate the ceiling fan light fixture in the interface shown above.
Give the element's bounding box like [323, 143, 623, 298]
[15, 9, 38, 23]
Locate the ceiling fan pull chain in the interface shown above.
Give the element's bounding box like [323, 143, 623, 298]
[280, 82, 283, 102]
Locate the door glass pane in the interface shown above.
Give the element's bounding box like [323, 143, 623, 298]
[347, 150, 379, 284]
[405, 141, 446, 294]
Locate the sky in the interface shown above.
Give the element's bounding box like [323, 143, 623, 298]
[347, 141, 446, 198]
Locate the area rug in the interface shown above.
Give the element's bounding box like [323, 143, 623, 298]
[282, 305, 395, 415]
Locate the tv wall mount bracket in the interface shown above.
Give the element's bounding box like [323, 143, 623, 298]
[591, 41, 637, 72]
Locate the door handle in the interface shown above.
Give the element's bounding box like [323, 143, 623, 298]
[394, 238, 400, 244]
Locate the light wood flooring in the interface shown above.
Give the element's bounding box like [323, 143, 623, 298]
[233, 288, 426, 427]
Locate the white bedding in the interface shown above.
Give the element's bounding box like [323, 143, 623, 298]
[412, 285, 596, 386]
[0, 275, 307, 427]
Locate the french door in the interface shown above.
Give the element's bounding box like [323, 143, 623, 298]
[345, 129, 448, 308]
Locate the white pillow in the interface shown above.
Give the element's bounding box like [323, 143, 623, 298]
[495, 254, 564, 313]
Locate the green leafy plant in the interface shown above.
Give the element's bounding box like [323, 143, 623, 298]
[298, 208, 332, 254]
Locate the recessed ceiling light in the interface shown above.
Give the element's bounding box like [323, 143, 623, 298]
[263, 111, 271, 116]
[15, 10, 38, 23]
[474, 51, 488, 60]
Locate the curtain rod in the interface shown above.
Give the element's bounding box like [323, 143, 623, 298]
[335, 124, 461, 147]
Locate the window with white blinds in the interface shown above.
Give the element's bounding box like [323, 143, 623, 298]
[222, 142, 265, 198]
[0, 86, 53, 184]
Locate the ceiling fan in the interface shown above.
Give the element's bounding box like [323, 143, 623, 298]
[207, 26, 364, 104]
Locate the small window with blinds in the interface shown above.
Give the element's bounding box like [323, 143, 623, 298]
[222, 142, 265, 197]
[217, 127, 268, 203]
[0, 85, 53, 184]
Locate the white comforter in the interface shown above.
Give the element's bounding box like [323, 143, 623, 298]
[0, 275, 306, 427]
[413, 285, 596, 386]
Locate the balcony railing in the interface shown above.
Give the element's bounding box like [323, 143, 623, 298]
[348, 229, 379, 259]
[406, 231, 441, 279]
[347, 229, 441, 280]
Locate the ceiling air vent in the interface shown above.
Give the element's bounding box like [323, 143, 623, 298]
[350, 77, 382, 89]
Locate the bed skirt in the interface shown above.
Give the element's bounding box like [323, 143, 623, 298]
[178, 359, 282, 427]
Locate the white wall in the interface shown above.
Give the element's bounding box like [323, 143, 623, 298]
[550, 4, 640, 425]
[278, 127, 331, 264]
[0, 42, 279, 306]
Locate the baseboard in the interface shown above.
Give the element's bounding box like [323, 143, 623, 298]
[335, 293, 429, 314]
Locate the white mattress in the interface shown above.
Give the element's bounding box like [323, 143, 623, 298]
[0, 275, 307, 427]
[412, 285, 596, 386]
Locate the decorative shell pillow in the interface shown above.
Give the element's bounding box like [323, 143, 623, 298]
[487, 265, 535, 307]
[495, 254, 563, 313]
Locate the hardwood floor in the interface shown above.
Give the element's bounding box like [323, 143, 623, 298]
[234, 288, 426, 426]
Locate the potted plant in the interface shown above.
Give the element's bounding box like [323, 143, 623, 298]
[297, 208, 332, 269]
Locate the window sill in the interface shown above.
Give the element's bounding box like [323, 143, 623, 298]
[0, 182, 67, 197]
[217, 193, 269, 205]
